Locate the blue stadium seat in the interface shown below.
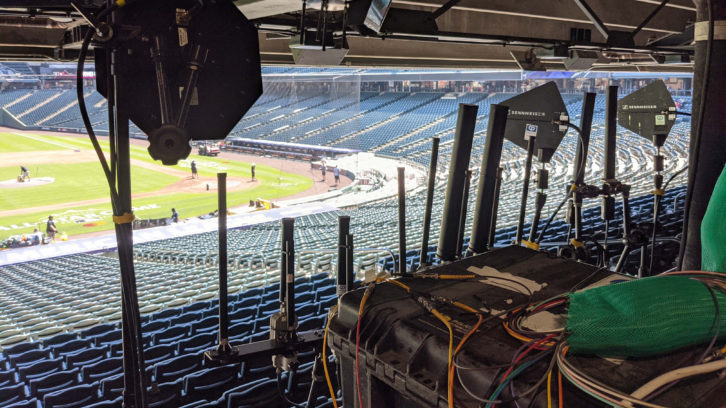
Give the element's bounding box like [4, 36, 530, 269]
[82, 356, 123, 382]
[65, 346, 106, 369]
[80, 323, 117, 339]
[152, 326, 190, 345]
[148, 379, 183, 408]
[29, 369, 80, 400]
[99, 373, 124, 400]
[299, 316, 325, 331]
[3, 398, 39, 408]
[93, 331, 122, 347]
[183, 364, 239, 403]
[9, 349, 51, 368]
[86, 396, 123, 408]
[0, 369, 17, 387]
[50, 339, 91, 357]
[17, 358, 64, 381]
[177, 332, 216, 355]
[297, 303, 317, 319]
[153, 353, 203, 383]
[0, 383, 28, 406]
[243, 361, 276, 382]
[150, 308, 182, 322]
[178, 401, 216, 408]
[43, 383, 98, 408]
[145, 344, 177, 366]
[228, 321, 253, 339]
[183, 302, 212, 314]
[2, 342, 40, 359]
[171, 312, 203, 327]
[224, 378, 284, 408]
[191, 316, 219, 335]
[41, 333, 77, 349]
[143, 320, 171, 334]
[229, 307, 255, 323]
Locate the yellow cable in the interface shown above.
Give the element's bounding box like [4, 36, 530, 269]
[438, 274, 477, 280]
[450, 313, 483, 408]
[503, 321, 557, 347]
[322, 305, 339, 408]
[522, 240, 541, 250]
[430, 307, 454, 408]
[547, 368, 553, 408]
[112, 212, 135, 224]
[453, 301, 478, 314]
[387, 279, 411, 292]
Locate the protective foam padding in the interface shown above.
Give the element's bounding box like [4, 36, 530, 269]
[702, 164, 726, 273]
[566, 275, 726, 357]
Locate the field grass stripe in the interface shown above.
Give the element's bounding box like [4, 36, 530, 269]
[11, 132, 80, 151]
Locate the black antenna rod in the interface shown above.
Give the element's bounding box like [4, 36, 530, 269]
[216, 173, 230, 354]
[469, 104, 508, 255]
[337, 215, 351, 296]
[397, 166, 407, 275]
[437, 104, 478, 262]
[419, 137, 440, 268]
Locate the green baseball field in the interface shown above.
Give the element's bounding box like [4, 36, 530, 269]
[0, 131, 314, 241]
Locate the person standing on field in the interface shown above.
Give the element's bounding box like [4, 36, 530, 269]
[46, 215, 58, 242]
[191, 160, 198, 179]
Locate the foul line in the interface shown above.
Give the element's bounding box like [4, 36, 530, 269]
[12, 132, 81, 151]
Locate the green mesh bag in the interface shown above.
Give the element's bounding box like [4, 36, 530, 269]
[566, 276, 726, 357]
[702, 164, 726, 273]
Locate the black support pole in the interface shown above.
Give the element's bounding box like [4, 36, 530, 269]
[110, 24, 147, 406]
[346, 233, 354, 287]
[217, 173, 230, 353]
[419, 137, 440, 267]
[515, 136, 536, 244]
[681, 0, 726, 270]
[602, 85, 618, 222]
[281, 218, 296, 324]
[573, 92, 596, 242]
[337, 215, 351, 296]
[469, 104, 508, 255]
[397, 167, 407, 275]
[438, 104, 478, 262]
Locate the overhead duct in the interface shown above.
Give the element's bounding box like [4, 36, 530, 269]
[289, 31, 349, 65]
[563, 50, 600, 70]
[510, 49, 546, 71]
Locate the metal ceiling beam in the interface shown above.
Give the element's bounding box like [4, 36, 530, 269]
[633, 0, 671, 36]
[431, 0, 461, 19]
[572, 0, 610, 38]
[394, 0, 693, 35]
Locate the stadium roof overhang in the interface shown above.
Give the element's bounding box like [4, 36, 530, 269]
[0, 0, 696, 71]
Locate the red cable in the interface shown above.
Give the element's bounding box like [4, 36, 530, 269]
[499, 334, 557, 383]
[355, 308, 365, 408]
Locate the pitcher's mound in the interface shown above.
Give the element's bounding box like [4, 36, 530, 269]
[0, 177, 55, 188]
